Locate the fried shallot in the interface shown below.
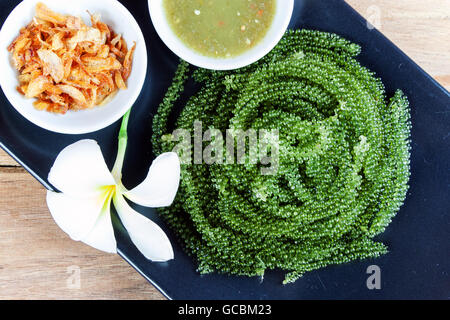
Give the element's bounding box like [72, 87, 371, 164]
[8, 2, 136, 114]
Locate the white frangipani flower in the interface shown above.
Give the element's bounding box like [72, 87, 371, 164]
[46, 110, 180, 261]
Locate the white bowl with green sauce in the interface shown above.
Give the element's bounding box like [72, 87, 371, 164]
[148, 0, 294, 70]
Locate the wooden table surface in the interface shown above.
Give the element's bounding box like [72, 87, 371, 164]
[1, 0, 449, 300]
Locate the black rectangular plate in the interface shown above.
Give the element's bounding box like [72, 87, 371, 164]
[0, 0, 449, 299]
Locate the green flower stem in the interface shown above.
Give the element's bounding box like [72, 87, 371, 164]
[112, 108, 131, 182]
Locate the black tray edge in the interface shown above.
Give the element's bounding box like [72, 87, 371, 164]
[0, 141, 53, 190]
[0, 0, 448, 300]
[118, 249, 172, 300]
[342, 2, 449, 97]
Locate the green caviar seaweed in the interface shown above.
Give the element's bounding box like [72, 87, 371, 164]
[152, 29, 411, 284]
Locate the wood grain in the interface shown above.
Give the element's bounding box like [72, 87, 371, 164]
[0, 150, 18, 166]
[0, 168, 164, 300]
[346, 0, 450, 91]
[0, 1, 449, 300]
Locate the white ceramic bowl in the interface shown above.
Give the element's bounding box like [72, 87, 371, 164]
[0, 0, 147, 134]
[148, 0, 294, 70]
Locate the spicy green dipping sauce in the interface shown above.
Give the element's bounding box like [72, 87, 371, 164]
[163, 0, 276, 58]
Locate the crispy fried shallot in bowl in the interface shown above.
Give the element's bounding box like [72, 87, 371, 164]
[0, 0, 147, 134]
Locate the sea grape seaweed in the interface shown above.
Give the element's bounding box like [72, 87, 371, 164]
[152, 29, 411, 284]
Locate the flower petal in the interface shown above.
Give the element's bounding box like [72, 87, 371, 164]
[47, 189, 116, 253]
[113, 193, 173, 262]
[81, 195, 117, 254]
[46, 190, 105, 241]
[48, 140, 116, 197]
[123, 152, 180, 207]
